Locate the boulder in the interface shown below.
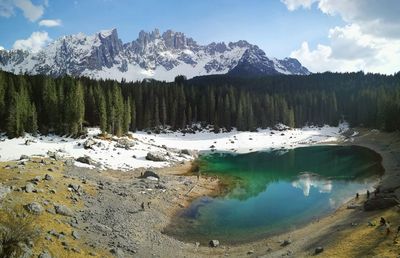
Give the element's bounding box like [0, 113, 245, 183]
[76, 156, 94, 165]
[38, 251, 52, 258]
[140, 170, 160, 180]
[72, 230, 80, 240]
[24, 202, 44, 214]
[146, 152, 167, 162]
[181, 149, 198, 158]
[110, 248, 124, 257]
[64, 158, 74, 167]
[54, 204, 74, 217]
[68, 183, 82, 194]
[115, 138, 135, 149]
[209, 240, 219, 247]
[364, 197, 400, 211]
[83, 138, 97, 149]
[44, 174, 54, 181]
[25, 183, 35, 193]
[47, 151, 63, 161]
[281, 239, 291, 247]
[20, 154, 29, 160]
[0, 184, 11, 200]
[315, 247, 324, 255]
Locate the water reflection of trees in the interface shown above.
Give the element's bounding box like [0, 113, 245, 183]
[200, 146, 383, 201]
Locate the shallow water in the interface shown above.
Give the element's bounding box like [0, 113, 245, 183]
[165, 145, 383, 244]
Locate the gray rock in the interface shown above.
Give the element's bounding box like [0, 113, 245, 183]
[38, 251, 52, 258]
[20, 154, 29, 160]
[83, 138, 97, 149]
[76, 156, 96, 166]
[25, 202, 44, 214]
[25, 183, 35, 193]
[68, 183, 82, 194]
[54, 204, 74, 217]
[115, 138, 135, 149]
[281, 239, 291, 247]
[32, 176, 42, 182]
[145, 152, 167, 162]
[315, 246, 324, 255]
[44, 174, 54, 181]
[64, 158, 74, 167]
[72, 230, 80, 240]
[110, 248, 124, 257]
[209, 240, 220, 247]
[180, 149, 198, 157]
[139, 170, 160, 180]
[0, 184, 11, 200]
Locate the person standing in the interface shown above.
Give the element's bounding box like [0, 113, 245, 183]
[386, 221, 391, 236]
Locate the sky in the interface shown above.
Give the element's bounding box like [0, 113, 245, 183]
[0, 0, 399, 74]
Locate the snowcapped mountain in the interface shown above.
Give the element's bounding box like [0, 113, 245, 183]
[0, 28, 310, 81]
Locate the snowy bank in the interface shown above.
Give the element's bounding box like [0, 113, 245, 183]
[0, 124, 349, 170]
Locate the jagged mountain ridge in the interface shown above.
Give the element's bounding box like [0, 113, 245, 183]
[0, 28, 310, 81]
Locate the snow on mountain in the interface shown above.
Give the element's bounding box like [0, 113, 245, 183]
[0, 28, 310, 81]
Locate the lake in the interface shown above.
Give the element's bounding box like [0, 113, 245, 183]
[164, 145, 384, 244]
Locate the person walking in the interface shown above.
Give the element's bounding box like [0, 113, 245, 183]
[380, 217, 386, 226]
[141, 202, 145, 211]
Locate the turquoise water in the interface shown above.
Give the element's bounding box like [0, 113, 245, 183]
[164, 145, 384, 244]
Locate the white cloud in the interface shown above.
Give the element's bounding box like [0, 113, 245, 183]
[0, 46, 5, 51]
[317, 0, 400, 39]
[12, 31, 51, 53]
[291, 26, 400, 74]
[284, 0, 400, 74]
[0, 0, 14, 18]
[280, 0, 317, 11]
[0, 0, 46, 22]
[39, 19, 62, 27]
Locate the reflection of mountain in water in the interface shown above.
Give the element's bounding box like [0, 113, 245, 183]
[200, 145, 384, 201]
[292, 172, 332, 196]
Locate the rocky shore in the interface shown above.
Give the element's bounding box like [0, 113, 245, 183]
[0, 128, 399, 257]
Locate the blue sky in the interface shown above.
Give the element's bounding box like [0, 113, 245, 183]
[0, 0, 343, 58]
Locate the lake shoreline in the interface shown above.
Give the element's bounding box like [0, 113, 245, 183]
[0, 128, 398, 257]
[157, 128, 400, 257]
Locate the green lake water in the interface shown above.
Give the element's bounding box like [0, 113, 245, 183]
[164, 145, 384, 244]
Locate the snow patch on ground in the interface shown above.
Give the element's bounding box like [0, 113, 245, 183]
[0, 123, 349, 171]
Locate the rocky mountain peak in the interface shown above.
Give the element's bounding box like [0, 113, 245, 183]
[0, 28, 310, 81]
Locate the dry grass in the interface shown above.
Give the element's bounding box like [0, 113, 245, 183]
[0, 158, 107, 257]
[0, 210, 38, 257]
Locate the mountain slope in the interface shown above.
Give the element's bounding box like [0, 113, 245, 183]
[0, 29, 310, 81]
